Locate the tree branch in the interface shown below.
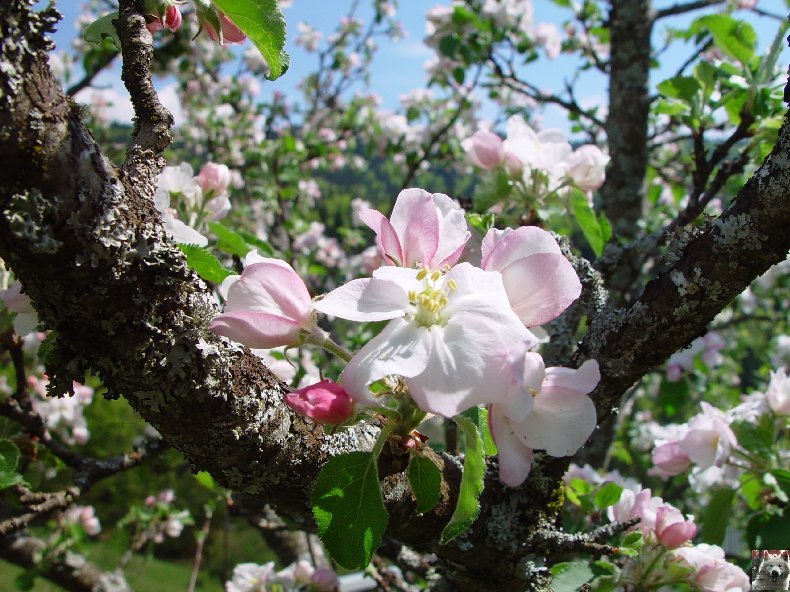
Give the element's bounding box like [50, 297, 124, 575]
[654, 0, 725, 20]
[0, 532, 131, 592]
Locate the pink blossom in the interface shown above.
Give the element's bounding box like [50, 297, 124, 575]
[284, 379, 354, 425]
[672, 544, 750, 592]
[461, 130, 505, 170]
[209, 259, 314, 349]
[158, 489, 175, 504]
[358, 188, 471, 270]
[204, 11, 247, 45]
[315, 263, 537, 417]
[766, 368, 790, 416]
[565, 144, 609, 192]
[654, 504, 696, 548]
[489, 356, 599, 487]
[651, 440, 691, 476]
[197, 162, 233, 195]
[607, 488, 662, 534]
[0, 281, 38, 335]
[481, 226, 582, 326]
[226, 562, 275, 592]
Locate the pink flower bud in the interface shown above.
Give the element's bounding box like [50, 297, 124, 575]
[655, 504, 696, 549]
[204, 11, 247, 45]
[284, 380, 353, 425]
[312, 567, 339, 591]
[461, 130, 505, 170]
[158, 489, 175, 504]
[145, 495, 157, 507]
[145, 4, 182, 34]
[197, 162, 232, 195]
[565, 144, 609, 192]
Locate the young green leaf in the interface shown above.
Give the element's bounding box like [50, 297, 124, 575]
[569, 190, 606, 257]
[82, 11, 121, 50]
[408, 454, 442, 514]
[621, 531, 643, 549]
[312, 451, 388, 570]
[211, 0, 290, 80]
[700, 487, 735, 545]
[692, 15, 756, 65]
[0, 439, 26, 490]
[550, 560, 594, 592]
[440, 415, 485, 544]
[594, 482, 624, 510]
[208, 222, 251, 257]
[178, 244, 233, 285]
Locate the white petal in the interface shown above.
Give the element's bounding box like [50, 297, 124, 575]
[341, 319, 432, 406]
[517, 388, 597, 456]
[315, 277, 410, 322]
[490, 405, 533, 487]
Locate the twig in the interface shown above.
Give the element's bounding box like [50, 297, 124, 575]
[187, 506, 214, 592]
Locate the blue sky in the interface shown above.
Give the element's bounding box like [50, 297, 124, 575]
[44, 1, 786, 130]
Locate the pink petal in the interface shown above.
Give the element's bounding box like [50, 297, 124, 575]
[679, 429, 719, 468]
[490, 405, 533, 487]
[209, 311, 302, 348]
[498, 253, 582, 326]
[360, 208, 404, 266]
[430, 193, 470, 268]
[226, 262, 312, 322]
[517, 387, 597, 456]
[314, 277, 410, 322]
[542, 360, 600, 395]
[481, 226, 561, 271]
[341, 318, 432, 407]
[399, 191, 440, 267]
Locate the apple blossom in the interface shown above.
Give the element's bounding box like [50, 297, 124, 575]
[481, 226, 582, 326]
[654, 504, 696, 549]
[197, 162, 233, 196]
[462, 130, 505, 170]
[671, 544, 750, 592]
[358, 188, 471, 270]
[607, 487, 662, 534]
[285, 379, 354, 425]
[226, 562, 275, 592]
[315, 263, 538, 417]
[64, 505, 101, 536]
[504, 115, 572, 190]
[766, 368, 790, 416]
[565, 144, 609, 192]
[209, 258, 315, 349]
[488, 357, 599, 486]
[0, 281, 38, 335]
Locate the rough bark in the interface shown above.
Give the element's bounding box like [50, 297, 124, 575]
[0, 533, 131, 592]
[599, 0, 653, 240]
[0, 2, 789, 591]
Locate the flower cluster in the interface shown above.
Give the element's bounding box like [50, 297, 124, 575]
[226, 560, 337, 592]
[462, 115, 609, 199]
[0, 280, 38, 336]
[62, 504, 101, 537]
[27, 374, 94, 445]
[210, 188, 600, 486]
[121, 489, 192, 548]
[153, 161, 238, 246]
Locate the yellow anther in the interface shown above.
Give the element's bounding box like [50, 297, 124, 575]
[408, 290, 416, 301]
[416, 267, 428, 280]
[442, 264, 451, 272]
[430, 270, 441, 282]
[446, 279, 457, 291]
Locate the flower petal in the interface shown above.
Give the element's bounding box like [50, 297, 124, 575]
[516, 387, 597, 457]
[360, 208, 404, 266]
[431, 193, 470, 268]
[341, 318, 432, 406]
[226, 262, 312, 322]
[489, 405, 533, 487]
[481, 226, 561, 271]
[499, 253, 581, 326]
[393, 189, 440, 267]
[209, 311, 302, 349]
[314, 277, 410, 322]
[543, 360, 600, 394]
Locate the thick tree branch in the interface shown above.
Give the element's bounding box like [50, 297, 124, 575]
[0, 532, 131, 592]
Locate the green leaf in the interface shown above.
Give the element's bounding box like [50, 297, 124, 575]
[771, 469, 790, 497]
[732, 416, 774, 457]
[237, 231, 274, 256]
[701, 487, 735, 544]
[569, 189, 606, 257]
[594, 482, 623, 510]
[438, 35, 460, 59]
[194, 471, 216, 490]
[408, 454, 442, 514]
[653, 98, 689, 116]
[657, 76, 701, 103]
[178, 244, 233, 284]
[208, 222, 251, 257]
[465, 212, 496, 238]
[312, 452, 387, 570]
[83, 12, 121, 51]
[693, 14, 756, 64]
[211, 0, 290, 80]
[550, 561, 594, 592]
[440, 416, 485, 544]
[472, 170, 512, 211]
[621, 531, 643, 549]
[0, 439, 25, 490]
[755, 512, 790, 549]
[461, 406, 496, 455]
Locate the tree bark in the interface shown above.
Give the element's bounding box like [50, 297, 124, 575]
[0, 2, 788, 591]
